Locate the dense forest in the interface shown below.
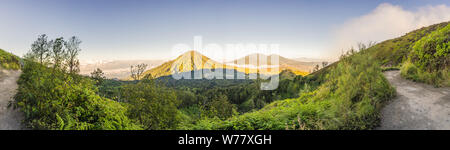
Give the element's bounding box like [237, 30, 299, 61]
[3, 21, 449, 130]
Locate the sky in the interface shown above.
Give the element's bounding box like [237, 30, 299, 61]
[0, 0, 449, 63]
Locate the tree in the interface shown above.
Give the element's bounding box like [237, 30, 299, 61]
[64, 36, 82, 74]
[121, 79, 180, 129]
[130, 63, 148, 80]
[322, 61, 328, 68]
[30, 34, 51, 64]
[207, 94, 236, 120]
[50, 37, 66, 70]
[91, 68, 106, 86]
[313, 64, 320, 72]
[287, 82, 299, 97]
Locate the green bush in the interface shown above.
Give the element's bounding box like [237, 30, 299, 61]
[410, 24, 450, 72]
[120, 79, 181, 130]
[400, 61, 419, 81]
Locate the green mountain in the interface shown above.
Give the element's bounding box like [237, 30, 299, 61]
[136, 50, 224, 79]
[136, 51, 310, 80]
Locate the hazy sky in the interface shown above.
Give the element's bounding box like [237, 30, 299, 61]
[0, 0, 449, 63]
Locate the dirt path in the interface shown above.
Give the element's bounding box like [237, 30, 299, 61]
[378, 70, 450, 130]
[0, 69, 24, 130]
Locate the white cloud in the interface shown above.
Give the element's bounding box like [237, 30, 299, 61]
[330, 3, 450, 58]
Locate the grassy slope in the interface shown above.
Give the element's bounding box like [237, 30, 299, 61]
[0, 49, 21, 70]
[366, 21, 449, 67]
[366, 21, 449, 87]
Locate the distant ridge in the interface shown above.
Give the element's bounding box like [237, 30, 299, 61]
[134, 51, 312, 79]
[228, 53, 318, 76]
[79, 59, 164, 79]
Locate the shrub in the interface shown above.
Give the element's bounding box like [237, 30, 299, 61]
[121, 79, 181, 130]
[400, 61, 419, 81]
[410, 24, 450, 72]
